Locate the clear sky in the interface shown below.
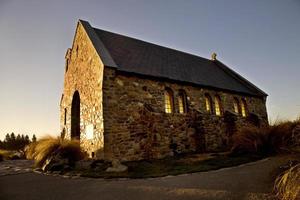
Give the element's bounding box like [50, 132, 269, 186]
[0, 0, 299, 140]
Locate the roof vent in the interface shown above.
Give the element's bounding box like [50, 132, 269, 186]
[211, 52, 217, 61]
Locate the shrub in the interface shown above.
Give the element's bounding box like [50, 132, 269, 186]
[25, 137, 85, 168]
[269, 120, 298, 151]
[231, 125, 269, 155]
[0, 149, 13, 160]
[274, 163, 300, 200]
[231, 120, 299, 156]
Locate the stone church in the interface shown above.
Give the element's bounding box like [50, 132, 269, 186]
[60, 20, 268, 161]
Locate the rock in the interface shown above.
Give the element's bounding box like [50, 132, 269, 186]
[42, 155, 69, 172]
[9, 151, 24, 160]
[106, 159, 128, 173]
[75, 160, 93, 170]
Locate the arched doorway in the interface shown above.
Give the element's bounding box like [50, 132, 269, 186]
[71, 91, 80, 140]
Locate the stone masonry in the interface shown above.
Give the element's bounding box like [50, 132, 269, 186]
[60, 22, 105, 157]
[102, 68, 268, 161]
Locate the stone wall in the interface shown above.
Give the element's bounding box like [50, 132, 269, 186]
[102, 68, 268, 161]
[60, 22, 104, 157]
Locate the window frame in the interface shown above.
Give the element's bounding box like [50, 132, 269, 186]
[164, 88, 174, 114]
[214, 95, 223, 116]
[233, 97, 240, 114]
[241, 98, 248, 117]
[178, 90, 188, 114]
[205, 94, 213, 114]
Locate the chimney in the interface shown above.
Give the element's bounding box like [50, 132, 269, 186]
[211, 52, 217, 61]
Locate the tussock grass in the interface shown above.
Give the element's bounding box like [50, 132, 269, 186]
[274, 163, 300, 200]
[25, 137, 85, 168]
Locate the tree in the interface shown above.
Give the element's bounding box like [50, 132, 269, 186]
[32, 134, 37, 143]
[1, 133, 31, 151]
[25, 135, 30, 143]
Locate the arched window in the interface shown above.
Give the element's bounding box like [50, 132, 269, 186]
[178, 90, 188, 113]
[241, 99, 247, 117]
[164, 88, 174, 113]
[214, 95, 223, 116]
[205, 94, 213, 113]
[233, 98, 240, 114]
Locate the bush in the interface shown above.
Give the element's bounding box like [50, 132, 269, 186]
[268, 121, 298, 151]
[231, 120, 300, 156]
[25, 137, 85, 168]
[0, 149, 13, 160]
[231, 125, 269, 155]
[274, 163, 300, 200]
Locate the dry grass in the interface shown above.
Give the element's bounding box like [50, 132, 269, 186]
[274, 163, 300, 200]
[25, 137, 85, 168]
[231, 120, 300, 156]
[25, 142, 37, 160]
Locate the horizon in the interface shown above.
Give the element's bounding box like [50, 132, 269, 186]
[0, 0, 300, 140]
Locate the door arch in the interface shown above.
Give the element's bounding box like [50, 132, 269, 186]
[71, 91, 80, 140]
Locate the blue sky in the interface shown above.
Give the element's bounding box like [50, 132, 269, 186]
[0, 0, 299, 139]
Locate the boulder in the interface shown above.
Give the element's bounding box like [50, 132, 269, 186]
[106, 159, 128, 173]
[9, 151, 24, 160]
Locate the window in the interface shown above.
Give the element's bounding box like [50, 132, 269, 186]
[164, 88, 174, 113]
[178, 90, 188, 113]
[241, 99, 247, 117]
[205, 94, 213, 113]
[65, 59, 69, 72]
[214, 95, 223, 116]
[64, 108, 67, 125]
[233, 98, 240, 114]
[76, 45, 79, 57]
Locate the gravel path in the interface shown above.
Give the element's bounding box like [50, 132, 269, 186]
[0, 156, 289, 200]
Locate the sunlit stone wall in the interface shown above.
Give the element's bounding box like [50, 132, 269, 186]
[60, 23, 104, 158]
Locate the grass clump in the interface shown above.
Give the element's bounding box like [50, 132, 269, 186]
[274, 163, 300, 200]
[25, 137, 85, 168]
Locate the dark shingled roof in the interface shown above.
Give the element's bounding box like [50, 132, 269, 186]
[80, 20, 267, 97]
